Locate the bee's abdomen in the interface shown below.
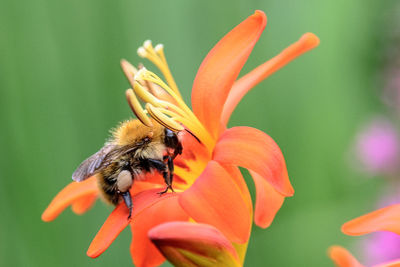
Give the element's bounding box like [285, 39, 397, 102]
[97, 162, 122, 205]
[98, 175, 120, 205]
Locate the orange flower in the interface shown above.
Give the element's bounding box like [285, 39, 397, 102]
[42, 10, 319, 266]
[329, 204, 400, 267]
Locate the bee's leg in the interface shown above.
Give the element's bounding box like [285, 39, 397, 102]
[146, 159, 171, 194]
[147, 159, 166, 172]
[157, 171, 170, 195]
[158, 156, 174, 195]
[167, 156, 174, 192]
[121, 191, 133, 219]
[146, 158, 175, 194]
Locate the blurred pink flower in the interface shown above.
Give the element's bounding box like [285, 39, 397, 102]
[362, 231, 400, 266]
[355, 118, 400, 174]
[361, 190, 400, 266]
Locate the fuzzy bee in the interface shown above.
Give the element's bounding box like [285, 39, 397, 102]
[72, 119, 182, 219]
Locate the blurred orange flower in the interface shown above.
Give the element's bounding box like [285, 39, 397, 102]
[329, 204, 400, 267]
[42, 10, 319, 266]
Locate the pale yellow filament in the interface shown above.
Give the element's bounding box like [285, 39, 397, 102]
[154, 107, 212, 146]
[133, 81, 189, 119]
[138, 40, 181, 99]
[145, 103, 184, 132]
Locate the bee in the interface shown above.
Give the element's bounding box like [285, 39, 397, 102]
[72, 119, 183, 219]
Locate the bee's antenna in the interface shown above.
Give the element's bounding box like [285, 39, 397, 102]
[184, 129, 202, 144]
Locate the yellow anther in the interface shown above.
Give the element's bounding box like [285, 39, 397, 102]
[125, 89, 153, 127]
[136, 41, 181, 99]
[143, 40, 153, 50]
[154, 44, 164, 54]
[145, 103, 184, 132]
[132, 82, 162, 108]
[134, 67, 148, 81]
[137, 47, 147, 58]
[153, 44, 180, 98]
[121, 59, 138, 89]
[135, 68, 180, 102]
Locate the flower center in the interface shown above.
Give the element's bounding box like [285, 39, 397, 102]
[121, 40, 215, 188]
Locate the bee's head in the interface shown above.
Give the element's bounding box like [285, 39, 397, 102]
[164, 128, 180, 149]
[164, 127, 200, 156]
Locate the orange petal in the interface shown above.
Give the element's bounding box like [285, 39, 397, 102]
[191, 10, 266, 139]
[342, 204, 400, 236]
[179, 161, 251, 244]
[213, 126, 293, 196]
[149, 222, 240, 267]
[250, 170, 285, 228]
[87, 189, 183, 259]
[130, 194, 188, 267]
[221, 33, 320, 126]
[179, 130, 210, 162]
[328, 246, 365, 267]
[71, 193, 97, 215]
[41, 176, 98, 222]
[223, 165, 252, 213]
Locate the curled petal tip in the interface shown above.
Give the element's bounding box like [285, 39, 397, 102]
[251, 171, 286, 228]
[253, 10, 267, 24]
[301, 32, 320, 48]
[213, 127, 293, 197]
[41, 213, 51, 222]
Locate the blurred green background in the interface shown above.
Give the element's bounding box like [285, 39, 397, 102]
[0, 0, 395, 266]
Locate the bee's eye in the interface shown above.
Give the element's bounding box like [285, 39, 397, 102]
[164, 128, 179, 148]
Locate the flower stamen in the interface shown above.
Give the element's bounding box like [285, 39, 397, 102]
[133, 82, 162, 108]
[124, 44, 218, 151]
[138, 40, 181, 98]
[133, 81, 188, 119]
[134, 68, 215, 150]
[125, 89, 153, 127]
[120, 59, 139, 89]
[145, 103, 184, 132]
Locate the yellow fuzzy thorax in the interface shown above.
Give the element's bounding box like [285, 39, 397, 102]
[111, 119, 164, 146]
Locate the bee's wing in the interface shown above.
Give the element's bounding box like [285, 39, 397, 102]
[72, 144, 116, 182]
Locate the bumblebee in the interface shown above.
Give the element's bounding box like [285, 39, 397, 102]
[72, 119, 182, 218]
